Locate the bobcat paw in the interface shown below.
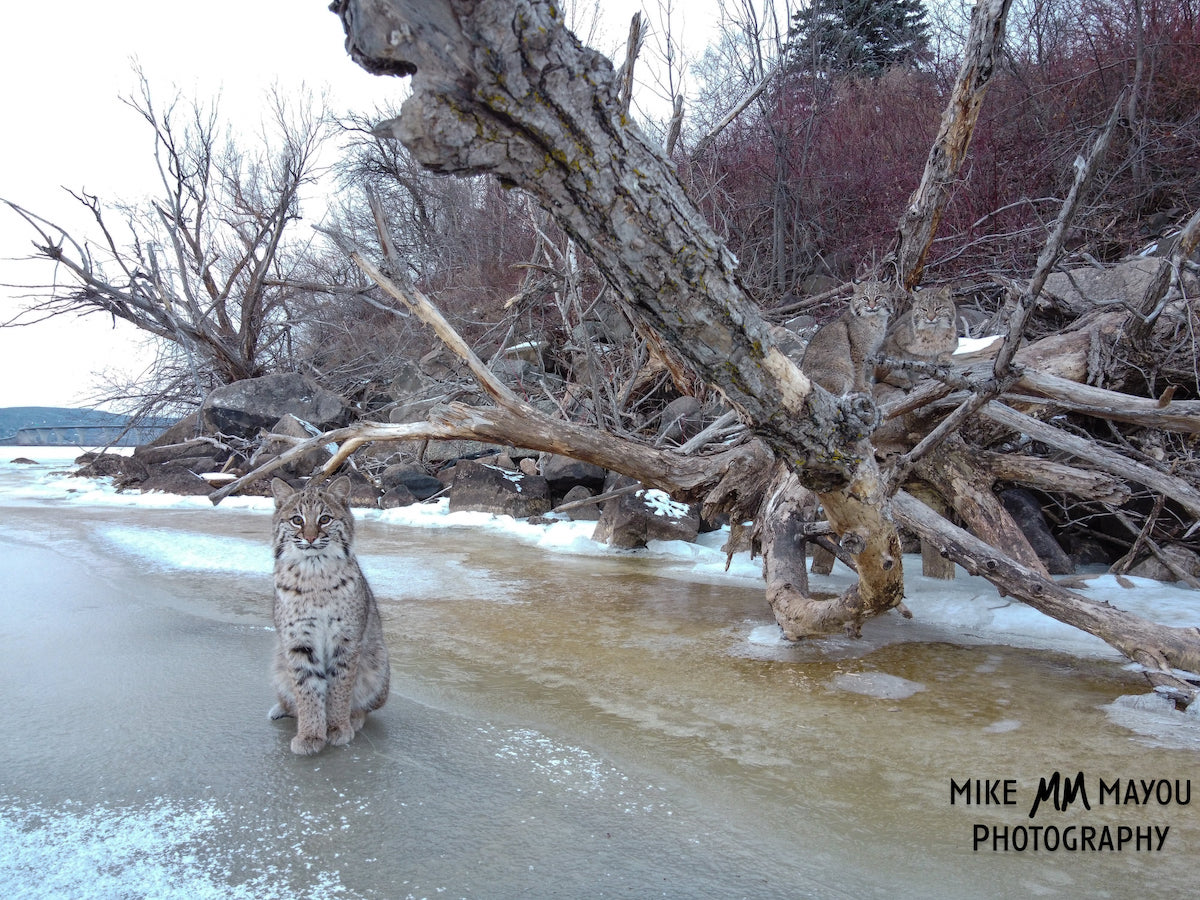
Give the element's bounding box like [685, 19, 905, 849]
[268, 702, 294, 720]
[327, 723, 354, 746]
[290, 733, 326, 755]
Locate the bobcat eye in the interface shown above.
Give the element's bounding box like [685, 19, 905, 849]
[290, 515, 304, 527]
[318, 514, 332, 526]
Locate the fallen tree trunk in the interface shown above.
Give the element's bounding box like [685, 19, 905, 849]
[893, 492, 1200, 693]
[312, 0, 1199, 698]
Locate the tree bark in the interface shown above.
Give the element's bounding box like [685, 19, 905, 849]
[893, 0, 1014, 287]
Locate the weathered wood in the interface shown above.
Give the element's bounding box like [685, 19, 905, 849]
[1015, 369, 1200, 434]
[905, 484, 958, 579]
[893, 0, 1014, 287]
[914, 435, 1049, 575]
[320, 0, 1200, 685]
[893, 491, 1200, 699]
[980, 401, 1200, 519]
[1127, 206, 1200, 347]
[977, 452, 1131, 505]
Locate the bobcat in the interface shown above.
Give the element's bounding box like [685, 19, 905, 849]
[269, 476, 390, 755]
[879, 285, 958, 388]
[800, 278, 892, 394]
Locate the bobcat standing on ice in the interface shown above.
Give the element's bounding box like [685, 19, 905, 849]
[269, 476, 390, 755]
[800, 278, 892, 394]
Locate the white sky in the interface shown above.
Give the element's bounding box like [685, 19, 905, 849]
[0, 1, 719, 411]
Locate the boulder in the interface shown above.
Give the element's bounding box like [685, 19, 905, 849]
[998, 488, 1074, 575]
[170, 455, 224, 474]
[448, 458, 551, 518]
[74, 452, 149, 485]
[380, 465, 444, 500]
[380, 484, 417, 509]
[137, 411, 203, 451]
[1129, 545, 1200, 583]
[388, 397, 442, 425]
[134, 437, 227, 467]
[200, 373, 347, 438]
[345, 477, 382, 508]
[593, 480, 700, 549]
[540, 453, 606, 499]
[138, 464, 213, 496]
[250, 413, 333, 477]
[1042, 257, 1200, 315]
[558, 484, 602, 521]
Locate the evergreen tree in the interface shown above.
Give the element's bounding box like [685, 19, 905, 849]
[789, 0, 930, 76]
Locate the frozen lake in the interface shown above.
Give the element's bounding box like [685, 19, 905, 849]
[1, 449, 1198, 898]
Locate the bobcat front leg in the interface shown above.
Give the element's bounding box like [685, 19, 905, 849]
[286, 644, 329, 756]
[324, 643, 360, 747]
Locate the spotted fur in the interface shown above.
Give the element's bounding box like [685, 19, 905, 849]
[801, 278, 893, 394]
[879, 285, 958, 388]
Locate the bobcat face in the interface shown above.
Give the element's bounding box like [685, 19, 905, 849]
[272, 478, 352, 556]
[911, 287, 955, 327]
[850, 279, 893, 318]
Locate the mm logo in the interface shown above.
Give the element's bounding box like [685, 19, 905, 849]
[1029, 771, 1091, 819]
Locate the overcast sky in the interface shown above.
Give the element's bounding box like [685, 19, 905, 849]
[0, 1, 717, 411]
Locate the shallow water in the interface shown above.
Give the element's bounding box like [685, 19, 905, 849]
[2, 462, 1198, 898]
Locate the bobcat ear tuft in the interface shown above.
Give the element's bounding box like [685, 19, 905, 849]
[327, 475, 352, 501]
[271, 478, 296, 507]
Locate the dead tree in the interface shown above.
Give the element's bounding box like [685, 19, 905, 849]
[2, 76, 329, 392]
[282, 0, 1200, 697]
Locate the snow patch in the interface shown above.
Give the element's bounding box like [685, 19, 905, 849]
[828, 671, 926, 700]
[637, 488, 689, 518]
[0, 797, 358, 900]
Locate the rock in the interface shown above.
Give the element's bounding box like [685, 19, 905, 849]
[419, 347, 459, 380]
[380, 466, 444, 500]
[388, 359, 428, 400]
[251, 413, 333, 477]
[1065, 534, 1111, 567]
[999, 488, 1074, 575]
[134, 437, 226, 467]
[346, 478, 381, 508]
[540, 453, 606, 499]
[388, 396, 442, 425]
[519, 457, 539, 476]
[558, 484, 602, 521]
[10, 457, 37, 465]
[200, 373, 348, 439]
[170, 455, 224, 474]
[1129, 545, 1200, 583]
[380, 485, 417, 509]
[137, 411, 203, 452]
[74, 452, 149, 484]
[448, 458, 552, 518]
[1042, 257, 1199, 316]
[655, 396, 704, 445]
[138, 464, 213, 495]
[593, 479, 700, 549]
[489, 357, 536, 384]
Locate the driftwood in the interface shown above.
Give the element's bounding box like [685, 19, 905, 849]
[252, 0, 1200, 702]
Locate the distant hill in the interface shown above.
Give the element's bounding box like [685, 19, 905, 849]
[0, 406, 175, 447]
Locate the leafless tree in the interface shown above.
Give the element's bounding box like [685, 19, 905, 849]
[2, 71, 332, 405]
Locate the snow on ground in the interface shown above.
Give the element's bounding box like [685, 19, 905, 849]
[4, 446, 1199, 741]
[0, 797, 355, 900]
